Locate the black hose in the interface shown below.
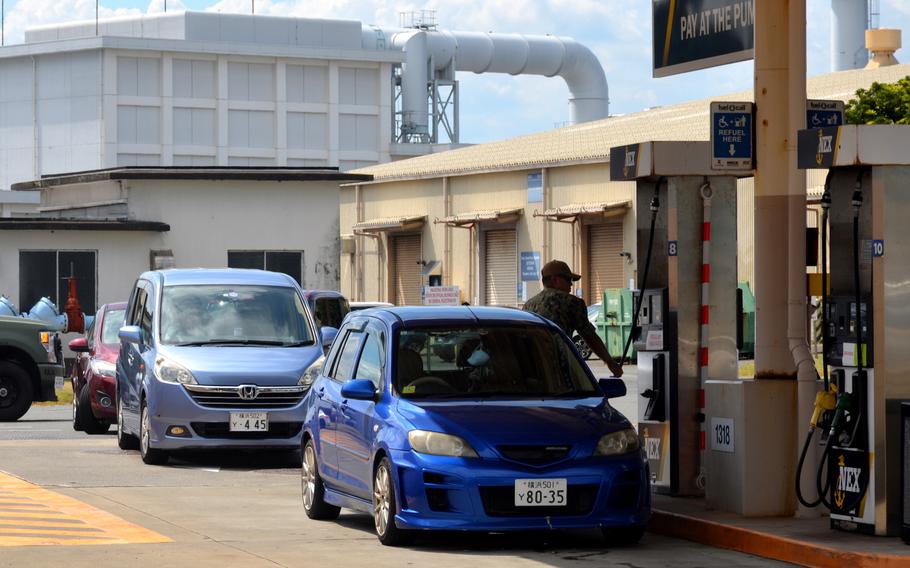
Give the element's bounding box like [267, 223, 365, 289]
[796, 428, 825, 508]
[619, 179, 662, 367]
[820, 173, 831, 391]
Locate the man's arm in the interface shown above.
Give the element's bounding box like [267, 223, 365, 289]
[579, 327, 624, 377]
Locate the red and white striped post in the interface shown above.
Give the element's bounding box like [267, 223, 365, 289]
[697, 181, 713, 490]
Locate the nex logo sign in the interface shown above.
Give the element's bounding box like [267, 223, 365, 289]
[645, 437, 661, 461]
[837, 465, 862, 493]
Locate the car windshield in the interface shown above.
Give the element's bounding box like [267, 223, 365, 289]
[100, 308, 126, 345]
[395, 325, 600, 399]
[313, 297, 349, 329]
[587, 304, 601, 321]
[160, 285, 314, 346]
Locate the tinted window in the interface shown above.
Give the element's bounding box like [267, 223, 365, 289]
[159, 285, 314, 346]
[139, 292, 154, 345]
[314, 297, 349, 329]
[355, 332, 383, 387]
[395, 326, 598, 399]
[100, 309, 126, 345]
[331, 331, 363, 382]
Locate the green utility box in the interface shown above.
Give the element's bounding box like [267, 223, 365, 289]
[598, 288, 635, 361]
[738, 282, 755, 358]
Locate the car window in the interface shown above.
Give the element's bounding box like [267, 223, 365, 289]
[100, 309, 126, 345]
[395, 325, 599, 399]
[85, 315, 97, 351]
[158, 285, 314, 346]
[314, 297, 349, 329]
[139, 287, 154, 346]
[354, 331, 384, 388]
[330, 331, 364, 383]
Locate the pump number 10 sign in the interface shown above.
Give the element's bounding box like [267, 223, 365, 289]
[710, 417, 735, 453]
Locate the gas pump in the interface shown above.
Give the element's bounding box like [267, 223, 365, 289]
[611, 141, 741, 496]
[797, 125, 910, 535]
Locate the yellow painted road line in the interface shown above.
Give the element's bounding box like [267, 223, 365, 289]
[0, 471, 171, 547]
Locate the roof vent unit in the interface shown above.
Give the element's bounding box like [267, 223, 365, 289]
[865, 28, 901, 69]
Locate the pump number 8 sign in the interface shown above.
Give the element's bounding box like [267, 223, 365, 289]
[710, 417, 735, 453]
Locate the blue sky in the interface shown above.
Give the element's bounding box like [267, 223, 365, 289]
[3, 0, 909, 143]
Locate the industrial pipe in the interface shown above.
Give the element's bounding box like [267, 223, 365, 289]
[366, 26, 609, 126]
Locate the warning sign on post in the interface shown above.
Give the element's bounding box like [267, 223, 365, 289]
[711, 101, 753, 170]
[422, 285, 460, 306]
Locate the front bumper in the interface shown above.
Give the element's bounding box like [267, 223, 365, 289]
[389, 449, 651, 531]
[145, 382, 305, 451]
[37, 363, 64, 402]
[87, 375, 116, 422]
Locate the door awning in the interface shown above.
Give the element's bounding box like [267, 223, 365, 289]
[435, 207, 523, 227]
[352, 215, 426, 234]
[534, 201, 630, 222]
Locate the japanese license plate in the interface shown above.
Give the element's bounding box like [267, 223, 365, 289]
[514, 478, 567, 507]
[229, 412, 268, 432]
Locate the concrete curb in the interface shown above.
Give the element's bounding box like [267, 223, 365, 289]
[649, 510, 910, 568]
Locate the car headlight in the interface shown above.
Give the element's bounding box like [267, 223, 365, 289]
[593, 429, 640, 456]
[408, 430, 478, 458]
[299, 355, 325, 390]
[154, 356, 197, 385]
[90, 359, 116, 378]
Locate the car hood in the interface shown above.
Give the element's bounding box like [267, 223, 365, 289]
[156, 345, 321, 386]
[396, 398, 631, 451]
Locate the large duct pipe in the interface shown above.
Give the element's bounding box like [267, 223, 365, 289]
[367, 26, 609, 128]
[831, 0, 869, 71]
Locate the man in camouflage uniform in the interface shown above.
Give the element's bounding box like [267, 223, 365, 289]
[523, 260, 623, 377]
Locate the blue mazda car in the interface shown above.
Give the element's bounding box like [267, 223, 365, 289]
[116, 269, 331, 465]
[300, 306, 649, 546]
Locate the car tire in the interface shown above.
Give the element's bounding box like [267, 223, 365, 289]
[574, 336, 593, 360]
[301, 439, 340, 520]
[76, 386, 110, 434]
[373, 456, 413, 547]
[139, 402, 169, 465]
[72, 383, 83, 432]
[116, 395, 139, 450]
[602, 525, 646, 546]
[0, 362, 33, 422]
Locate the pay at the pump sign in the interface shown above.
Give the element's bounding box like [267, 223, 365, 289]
[711, 101, 753, 170]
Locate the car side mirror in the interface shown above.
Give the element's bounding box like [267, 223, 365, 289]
[341, 379, 378, 401]
[320, 326, 339, 349]
[68, 337, 89, 353]
[598, 378, 627, 399]
[119, 325, 142, 345]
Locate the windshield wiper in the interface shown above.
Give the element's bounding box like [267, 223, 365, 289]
[173, 339, 288, 347]
[282, 340, 315, 347]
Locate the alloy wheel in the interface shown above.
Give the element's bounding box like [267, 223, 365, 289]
[373, 464, 391, 536]
[140, 406, 150, 456]
[302, 445, 317, 511]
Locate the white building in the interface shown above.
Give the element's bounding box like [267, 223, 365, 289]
[0, 11, 610, 192]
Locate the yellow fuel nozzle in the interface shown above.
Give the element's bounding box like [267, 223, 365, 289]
[810, 384, 838, 429]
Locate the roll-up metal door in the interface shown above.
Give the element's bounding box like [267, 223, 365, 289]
[391, 234, 422, 305]
[484, 229, 517, 306]
[587, 222, 624, 304]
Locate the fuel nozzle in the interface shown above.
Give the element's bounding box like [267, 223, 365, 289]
[810, 385, 837, 429]
[828, 390, 854, 443]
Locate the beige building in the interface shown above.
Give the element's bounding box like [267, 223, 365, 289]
[340, 63, 910, 306]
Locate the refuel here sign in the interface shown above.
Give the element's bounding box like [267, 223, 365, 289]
[711, 101, 753, 170]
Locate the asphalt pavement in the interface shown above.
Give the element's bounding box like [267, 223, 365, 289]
[0, 365, 791, 568]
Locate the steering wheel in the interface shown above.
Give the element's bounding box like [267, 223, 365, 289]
[406, 376, 456, 393]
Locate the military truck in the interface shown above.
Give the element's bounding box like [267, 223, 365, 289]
[0, 316, 65, 421]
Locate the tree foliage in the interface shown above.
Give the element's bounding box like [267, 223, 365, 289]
[844, 76, 910, 125]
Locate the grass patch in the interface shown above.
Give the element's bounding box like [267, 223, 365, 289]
[33, 380, 73, 407]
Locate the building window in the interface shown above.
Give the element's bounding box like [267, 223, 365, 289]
[19, 250, 97, 315]
[227, 251, 303, 285]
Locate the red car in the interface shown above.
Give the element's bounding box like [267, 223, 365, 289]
[69, 302, 127, 434]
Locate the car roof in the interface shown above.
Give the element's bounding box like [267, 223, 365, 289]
[358, 306, 551, 328]
[141, 268, 298, 288]
[100, 301, 128, 311]
[302, 289, 346, 299]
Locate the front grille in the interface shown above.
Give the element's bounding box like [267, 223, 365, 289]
[479, 484, 598, 517]
[184, 384, 306, 409]
[497, 445, 571, 466]
[190, 422, 303, 439]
